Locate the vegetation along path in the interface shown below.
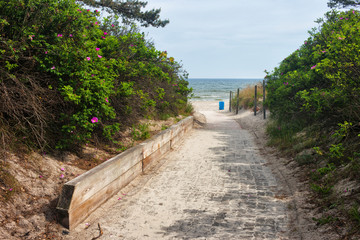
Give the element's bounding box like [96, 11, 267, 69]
[67, 103, 288, 239]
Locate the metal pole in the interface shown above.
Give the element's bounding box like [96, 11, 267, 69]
[263, 80, 266, 119]
[229, 91, 232, 112]
[236, 88, 240, 115]
[254, 85, 257, 116]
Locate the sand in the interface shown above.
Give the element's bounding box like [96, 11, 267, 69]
[0, 100, 344, 239]
[63, 100, 339, 239]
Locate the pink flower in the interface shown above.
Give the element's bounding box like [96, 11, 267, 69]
[39, 175, 43, 178]
[87, 9, 90, 12]
[98, 55, 102, 58]
[111, 24, 115, 27]
[95, 10, 99, 13]
[51, 66, 55, 70]
[311, 65, 317, 70]
[95, 22, 99, 25]
[103, 32, 108, 35]
[45, 51, 48, 54]
[86, 57, 91, 61]
[96, 48, 100, 51]
[60, 174, 64, 179]
[118, 197, 122, 200]
[91, 117, 98, 123]
[9, 188, 13, 191]
[105, 97, 109, 102]
[57, 34, 63, 37]
[61, 167, 65, 171]
[69, 34, 73, 37]
[102, 36, 106, 39]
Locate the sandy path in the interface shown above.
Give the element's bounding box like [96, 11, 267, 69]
[66, 101, 288, 239]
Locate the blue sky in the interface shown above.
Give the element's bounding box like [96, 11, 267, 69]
[142, 0, 331, 78]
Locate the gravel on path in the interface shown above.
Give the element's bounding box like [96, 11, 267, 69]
[66, 102, 288, 240]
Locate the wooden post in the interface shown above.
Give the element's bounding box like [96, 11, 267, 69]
[254, 85, 257, 116]
[229, 91, 232, 112]
[236, 88, 240, 115]
[263, 80, 266, 119]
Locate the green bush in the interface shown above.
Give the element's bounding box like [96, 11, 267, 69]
[267, 10, 360, 130]
[266, 8, 360, 235]
[0, 0, 191, 151]
[266, 9, 360, 160]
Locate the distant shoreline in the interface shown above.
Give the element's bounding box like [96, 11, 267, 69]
[188, 78, 263, 80]
[188, 78, 262, 102]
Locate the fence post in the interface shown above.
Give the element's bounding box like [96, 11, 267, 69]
[229, 91, 232, 112]
[236, 88, 240, 115]
[254, 85, 257, 116]
[263, 80, 266, 119]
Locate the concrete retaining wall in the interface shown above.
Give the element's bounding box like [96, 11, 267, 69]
[56, 116, 193, 230]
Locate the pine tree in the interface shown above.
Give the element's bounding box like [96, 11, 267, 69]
[328, 0, 360, 8]
[78, 0, 169, 27]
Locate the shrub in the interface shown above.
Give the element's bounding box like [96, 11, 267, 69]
[0, 0, 191, 151]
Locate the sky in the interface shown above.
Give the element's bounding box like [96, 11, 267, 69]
[142, 0, 331, 79]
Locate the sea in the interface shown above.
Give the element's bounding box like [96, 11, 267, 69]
[187, 78, 263, 101]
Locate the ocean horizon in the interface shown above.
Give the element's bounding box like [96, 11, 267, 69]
[188, 78, 263, 101]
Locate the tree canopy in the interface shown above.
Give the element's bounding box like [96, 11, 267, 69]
[78, 0, 169, 27]
[328, 0, 360, 8]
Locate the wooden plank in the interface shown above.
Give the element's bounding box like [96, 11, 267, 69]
[57, 144, 143, 212]
[142, 142, 171, 171]
[170, 117, 193, 147]
[171, 131, 184, 147]
[141, 129, 172, 159]
[57, 116, 194, 230]
[65, 161, 142, 230]
[170, 123, 181, 138]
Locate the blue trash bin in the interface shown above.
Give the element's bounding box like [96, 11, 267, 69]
[219, 101, 224, 110]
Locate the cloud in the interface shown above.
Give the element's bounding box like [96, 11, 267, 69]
[143, 0, 330, 78]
